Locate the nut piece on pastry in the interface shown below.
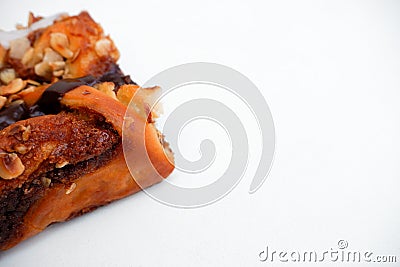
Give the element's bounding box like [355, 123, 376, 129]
[1, 11, 120, 81]
[0, 12, 174, 250]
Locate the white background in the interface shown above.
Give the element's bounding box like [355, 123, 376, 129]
[0, 1, 399, 266]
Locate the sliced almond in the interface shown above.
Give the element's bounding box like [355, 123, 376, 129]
[49, 61, 66, 71]
[43, 47, 63, 63]
[95, 38, 112, 57]
[0, 78, 26, 96]
[34, 61, 52, 79]
[96, 82, 117, 100]
[0, 69, 17, 85]
[21, 47, 34, 66]
[52, 70, 64, 77]
[50, 32, 74, 59]
[0, 152, 25, 180]
[14, 144, 29, 154]
[26, 79, 41, 86]
[94, 37, 120, 60]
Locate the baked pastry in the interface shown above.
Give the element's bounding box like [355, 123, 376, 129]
[0, 12, 174, 250]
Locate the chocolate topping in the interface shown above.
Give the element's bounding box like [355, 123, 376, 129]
[0, 69, 136, 130]
[98, 72, 136, 89]
[34, 75, 97, 114]
[98, 63, 137, 89]
[0, 101, 29, 130]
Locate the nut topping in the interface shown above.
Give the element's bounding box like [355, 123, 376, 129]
[14, 144, 29, 154]
[22, 125, 31, 141]
[55, 161, 69, 168]
[0, 68, 16, 84]
[41, 177, 52, 187]
[96, 82, 117, 100]
[34, 61, 51, 79]
[50, 32, 74, 59]
[0, 152, 25, 179]
[95, 38, 113, 57]
[42, 47, 63, 63]
[65, 183, 76, 195]
[0, 78, 26, 96]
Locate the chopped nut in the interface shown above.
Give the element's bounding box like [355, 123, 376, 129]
[22, 125, 31, 141]
[50, 32, 74, 59]
[96, 82, 117, 100]
[0, 69, 17, 85]
[14, 144, 29, 154]
[9, 37, 31, 59]
[34, 61, 51, 79]
[32, 50, 44, 65]
[55, 161, 69, 168]
[65, 183, 76, 195]
[0, 78, 27, 96]
[0, 96, 6, 109]
[41, 177, 51, 187]
[35, 48, 64, 79]
[0, 152, 25, 180]
[26, 79, 41, 86]
[22, 48, 43, 67]
[21, 47, 34, 65]
[52, 70, 64, 77]
[9, 123, 30, 141]
[49, 61, 66, 71]
[43, 47, 63, 63]
[49, 60, 66, 77]
[95, 38, 112, 57]
[8, 124, 26, 137]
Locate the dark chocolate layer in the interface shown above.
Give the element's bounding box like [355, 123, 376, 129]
[0, 67, 137, 130]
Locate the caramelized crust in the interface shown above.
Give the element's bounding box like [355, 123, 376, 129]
[0, 111, 120, 249]
[0, 85, 174, 250]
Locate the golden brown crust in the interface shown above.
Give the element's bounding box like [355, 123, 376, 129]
[0, 85, 174, 250]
